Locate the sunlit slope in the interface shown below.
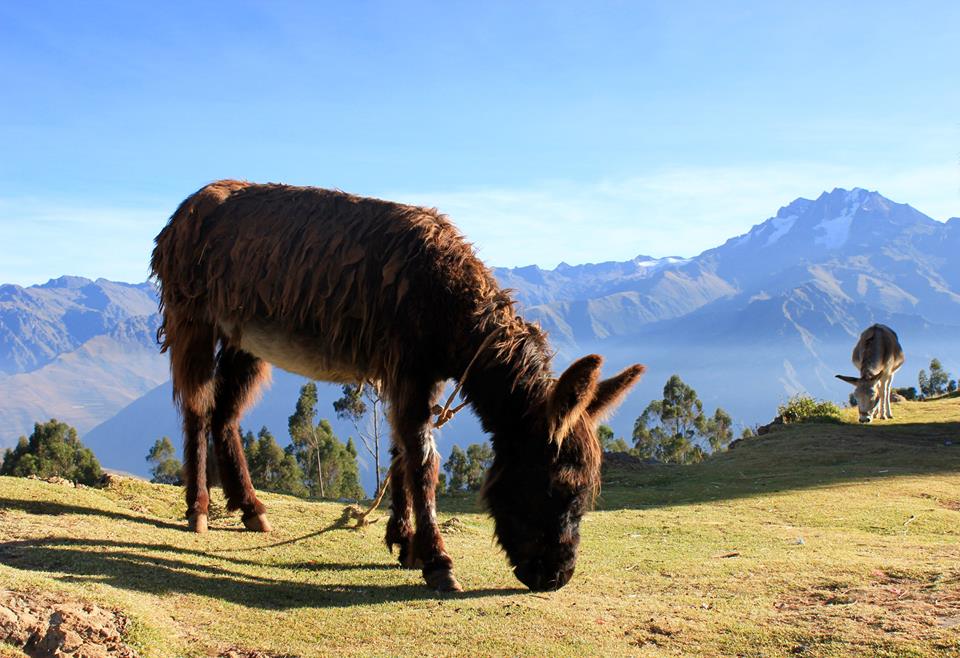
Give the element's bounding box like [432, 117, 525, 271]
[1, 398, 958, 657]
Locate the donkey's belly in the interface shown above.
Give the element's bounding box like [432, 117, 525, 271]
[223, 321, 365, 384]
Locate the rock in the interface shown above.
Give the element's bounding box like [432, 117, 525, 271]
[0, 590, 138, 657]
[756, 416, 784, 436]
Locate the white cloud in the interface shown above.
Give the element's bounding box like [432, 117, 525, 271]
[0, 198, 167, 286]
[1, 162, 956, 285]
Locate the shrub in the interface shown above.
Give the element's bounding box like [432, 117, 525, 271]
[894, 386, 917, 401]
[0, 419, 102, 484]
[777, 395, 842, 424]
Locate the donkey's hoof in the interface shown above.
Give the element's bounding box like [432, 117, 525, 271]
[242, 512, 272, 532]
[424, 568, 463, 593]
[188, 513, 208, 534]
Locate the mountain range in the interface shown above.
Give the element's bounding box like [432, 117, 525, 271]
[2, 187, 957, 492]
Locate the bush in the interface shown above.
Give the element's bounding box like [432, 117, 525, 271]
[777, 395, 842, 424]
[894, 386, 918, 401]
[0, 419, 102, 484]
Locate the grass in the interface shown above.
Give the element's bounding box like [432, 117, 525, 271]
[1, 398, 959, 656]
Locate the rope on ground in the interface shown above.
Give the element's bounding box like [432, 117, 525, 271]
[340, 474, 391, 528]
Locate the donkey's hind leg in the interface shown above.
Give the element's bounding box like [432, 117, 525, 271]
[384, 444, 418, 568]
[211, 345, 272, 532]
[388, 378, 461, 592]
[169, 320, 217, 533]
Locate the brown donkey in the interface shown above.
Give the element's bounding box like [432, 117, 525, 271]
[151, 180, 644, 592]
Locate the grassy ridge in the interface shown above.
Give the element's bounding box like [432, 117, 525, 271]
[1, 399, 959, 656]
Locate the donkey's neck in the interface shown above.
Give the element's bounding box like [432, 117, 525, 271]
[457, 319, 553, 436]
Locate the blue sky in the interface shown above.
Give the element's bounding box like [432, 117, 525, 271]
[2, 1, 958, 285]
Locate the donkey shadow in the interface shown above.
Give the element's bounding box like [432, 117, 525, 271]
[0, 499, 523, 608]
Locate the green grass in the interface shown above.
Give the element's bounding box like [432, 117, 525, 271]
[2, 398, 959, 656]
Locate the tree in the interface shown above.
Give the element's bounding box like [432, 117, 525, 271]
[443, 442, 493, 492]
[596, 425, 631, 453]
[918, 369, 930, 398]
[1, 419, 102, 485]
[705, 408, 733, 452]
[444, 445, 469, 492]
[740, 427, 756, 439]
[610, 437, 631, 453]
[632, 375, 714, 464]
[333, 383, 386, 494]
[928, 359, 950, 397]
[597, 425, 615, 451]
[465, 442, 494, 490]
[245, 426, 307, 497]
[950, 380, 958, 393]
[289, 382, 329, 497]
[146, 437, 182, 484]
[288, 383, 365, 499]
[339, 438, 365, 500]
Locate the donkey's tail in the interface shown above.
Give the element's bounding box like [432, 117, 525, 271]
[150, 180, 251, 353]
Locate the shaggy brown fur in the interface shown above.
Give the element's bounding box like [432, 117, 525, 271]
[151, 180, 644, 591]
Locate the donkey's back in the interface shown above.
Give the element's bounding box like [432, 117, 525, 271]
[152, 180, 498, 383]
[852, 324, 904, 376]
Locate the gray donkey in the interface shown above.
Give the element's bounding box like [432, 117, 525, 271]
[836, 324, 905, 423]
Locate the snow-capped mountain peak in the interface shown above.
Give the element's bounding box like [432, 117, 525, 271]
[813, 188, 868, 249]
[728, 187, 907, 252]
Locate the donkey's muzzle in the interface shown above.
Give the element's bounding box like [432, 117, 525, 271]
[514, 562, 575, 592]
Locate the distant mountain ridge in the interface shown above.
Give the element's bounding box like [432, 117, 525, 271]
[1, 187, 957, 492]
[0, 275, 157, 375]
[510, 188, 960, 350]
[0, 277, 164, 443]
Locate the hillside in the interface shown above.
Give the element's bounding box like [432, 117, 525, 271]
[1, 398, 958, 657]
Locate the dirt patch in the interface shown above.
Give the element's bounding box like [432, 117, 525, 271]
[774, 570, 960, 641]
[218, 650, 298, 658]
[918, 492, 960, 511]
[0, 590, 138, 658]
[438, 517, 469, 534]
[24, 476, 75, 488]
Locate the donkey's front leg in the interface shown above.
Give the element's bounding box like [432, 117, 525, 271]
[883, 375, 895, 419]
[390, 381, 462, 592]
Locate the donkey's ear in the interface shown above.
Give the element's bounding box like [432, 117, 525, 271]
[587, 364, 646, 420]
[835, 374, 860, 385]
[549, 355, 603, 444]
